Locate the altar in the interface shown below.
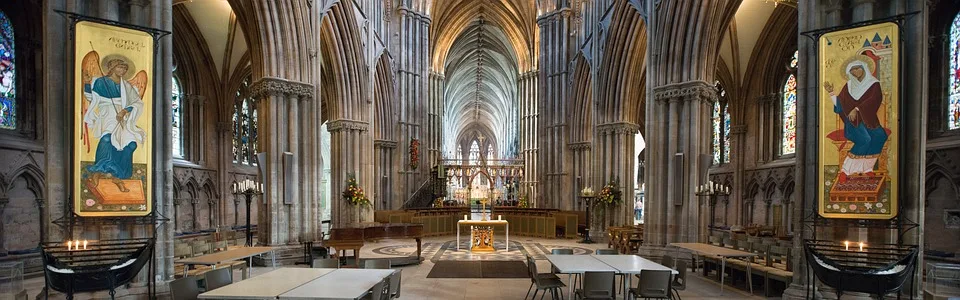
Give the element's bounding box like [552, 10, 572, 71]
[457, 219, 510, 252]
[456, 198, 510, 252]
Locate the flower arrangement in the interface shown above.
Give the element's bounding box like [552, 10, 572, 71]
[518, 194, 529, 208]
[342, 176, 370, 206]
[597, 179, 622, 206]
[409, 138, 420, 170]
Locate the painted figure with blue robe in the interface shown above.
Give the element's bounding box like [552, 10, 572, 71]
[823, 59, 887, 183]
[82, 58, 145, 192]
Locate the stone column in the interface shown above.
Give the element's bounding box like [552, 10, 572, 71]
[429, 72, 445, 168]
[518, 71, 539, 201]
[594, 122, 640, 230]
[328, 120, 371, 227]
[249, 77, 315, 245]
[537, 8, 572, 208]
[396, 6, 431, 204]
[646, 81, 716, 245]
[782, 1, 840, 298]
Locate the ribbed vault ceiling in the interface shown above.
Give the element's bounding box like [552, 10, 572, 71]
[442, 19, 519, 159]
[433, 0, 536, 159]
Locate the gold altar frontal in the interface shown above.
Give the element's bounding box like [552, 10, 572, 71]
[471, 226, 495, 252]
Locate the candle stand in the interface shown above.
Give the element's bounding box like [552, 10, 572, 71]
[233, 180, 263, 247]
[579, 195, 596, 244]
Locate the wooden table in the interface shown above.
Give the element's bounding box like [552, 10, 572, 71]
[198, 268, 335, 299]
[591, 255, 677, 300]
[279, 269, 397, 300]
[670, 243, 757, 295]
[544, 254, 617, 300]
[456, 220, 510, 251]
[176, 246, 276, 279]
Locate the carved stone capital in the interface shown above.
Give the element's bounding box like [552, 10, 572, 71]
[597, 122, 641, 135]
[568, 142, 591, 150]
[182, 94, 206, 103]
[374, 140, 398, 148]
[327, 119, 369, 132]
[754, 93, 778, 104]
[653, 80, 716, 104]
[729, 125, 747, 135]
[249, 77, 315, 100]
[537, 8, 572, 25]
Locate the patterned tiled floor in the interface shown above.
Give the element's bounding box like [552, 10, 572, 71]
[370, 239, 597, 262]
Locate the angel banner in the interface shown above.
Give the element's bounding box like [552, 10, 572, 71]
[73, 21, 153, 216]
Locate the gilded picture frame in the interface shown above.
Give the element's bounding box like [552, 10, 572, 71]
[817, 22, 899, 219]
[73, 21, 154, 217]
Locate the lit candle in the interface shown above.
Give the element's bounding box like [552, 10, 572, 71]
[83, 240, 88, 250]
[859, 242, 864, 252]
[844, 241, 849, 251]
[74, 240, 80, 251]
[67, 241, 72, 250]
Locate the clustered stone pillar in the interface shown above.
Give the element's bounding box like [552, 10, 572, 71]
[249, 77, 317, 245]
[396, 6, 431, 206]
[518, 71, 539, 202]
[645, 81, 716, 245]
[429, 72, 445, 167]
[328, 120, 371, 227]
[593, 123, 640, 231]
[537, 8, 572, 209]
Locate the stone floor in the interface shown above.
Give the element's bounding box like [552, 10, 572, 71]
[19, 236, 783, 299]
[354, 236, 779, 300]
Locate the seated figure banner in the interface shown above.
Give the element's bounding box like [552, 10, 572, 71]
[818, 22, 899, 219]
[73, 21, 154, 217]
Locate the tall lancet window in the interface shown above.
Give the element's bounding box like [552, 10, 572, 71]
[0, 11, 15, 130]
[232, 76, 258, 165]
[712, 82, 730, 165]
[948, 13, 960, 130]
[468, 140, 480, 165]
[172, 76, 184, 158]
[781, 50, 799, 154]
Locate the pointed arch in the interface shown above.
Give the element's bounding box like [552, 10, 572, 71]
[568, 54, 593, 143]
[373, 53, 398, 142]
[596, 2, 647, 127]
[319, 1, 369, 122]
[7, 163, 44, 198]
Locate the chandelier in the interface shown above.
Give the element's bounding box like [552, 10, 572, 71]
[765, 0, 797, 8]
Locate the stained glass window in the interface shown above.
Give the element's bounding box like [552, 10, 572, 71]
[0, 11, 16, 130]
[172, 76, 184, 158]
[469, 140, 480, 165]
[948, 13, 960, 130]
[713, 101, 721, 165]
[233, 76, 258, 165]
[781, 50, 799, 154]
[723, 104, 730, 162]
[713, 82, 729, 165]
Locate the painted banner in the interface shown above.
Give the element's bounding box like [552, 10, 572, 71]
[73, 21, 153, 216]
[818, 22, 899, 219]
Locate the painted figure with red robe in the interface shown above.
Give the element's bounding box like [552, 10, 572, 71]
[823, 59, 887, 183]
